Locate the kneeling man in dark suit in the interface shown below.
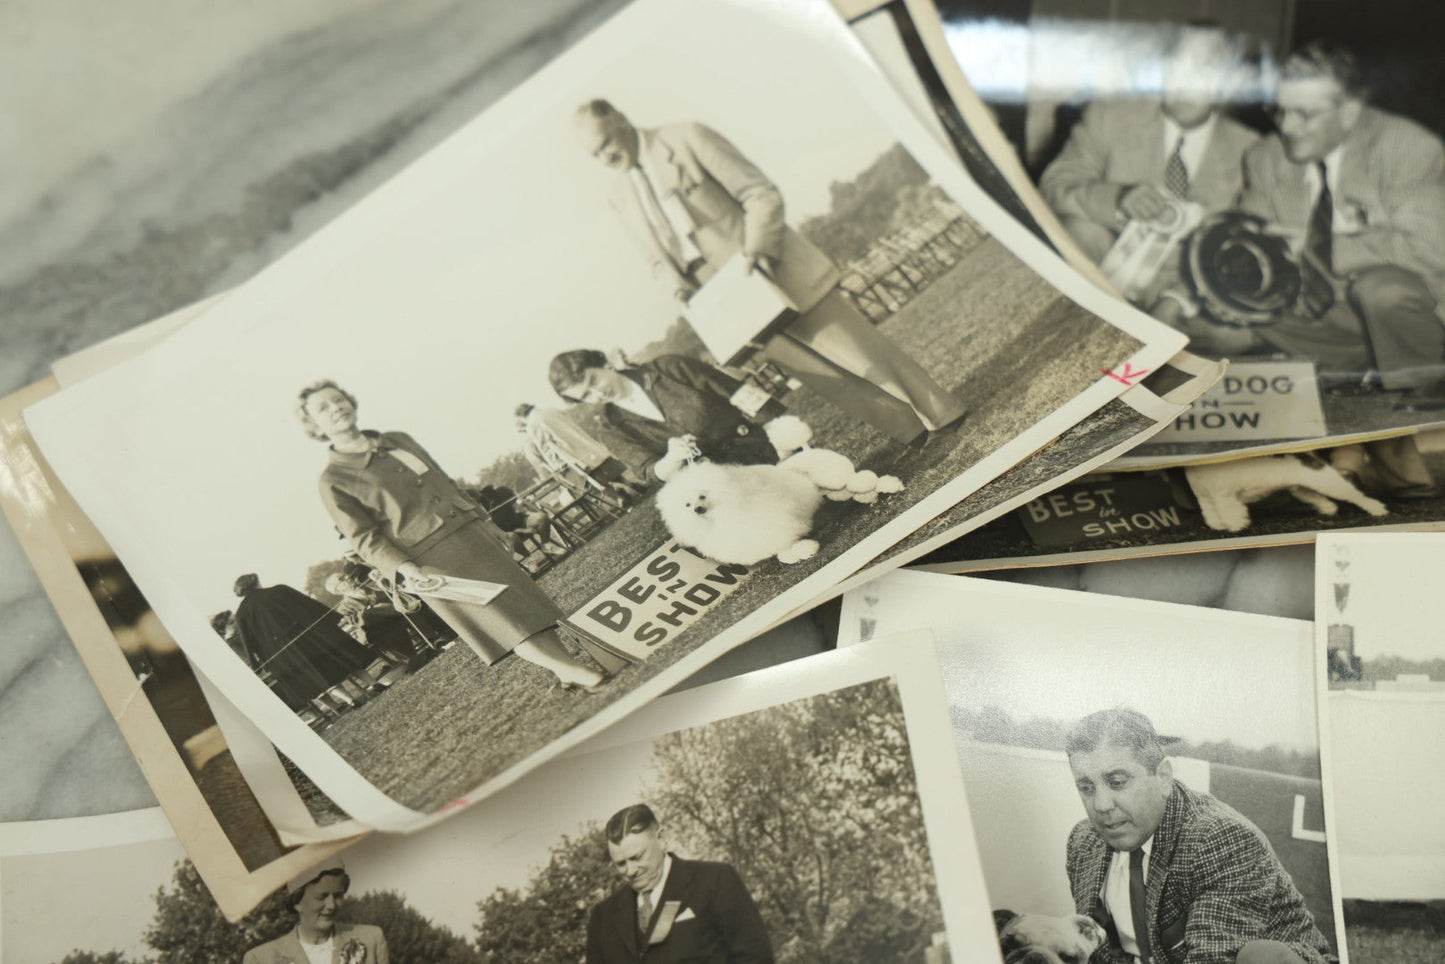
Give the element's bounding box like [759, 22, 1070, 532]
[586, 804, 774, 964]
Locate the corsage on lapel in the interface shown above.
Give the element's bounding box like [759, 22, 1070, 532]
[339, 937, 368, 963]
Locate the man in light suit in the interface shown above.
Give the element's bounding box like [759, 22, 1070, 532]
[1040, 23, 1259, 314]
[586, 804, 773, 964]
[1064, 709, 1335, 964]
[575, 99, 966, 446]
[244, 859, 389, 964]
[1227, 40, 1445, 403]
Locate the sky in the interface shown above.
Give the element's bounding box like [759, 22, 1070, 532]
[29, 0, 901, 618]
[1321, 534, 1445, 662]
[2, 834, 188, 962]
[857, 572, 1321, 753]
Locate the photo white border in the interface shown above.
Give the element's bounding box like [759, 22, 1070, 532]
[838, 568, 1350, 960]
[23, 0, 1185, 830]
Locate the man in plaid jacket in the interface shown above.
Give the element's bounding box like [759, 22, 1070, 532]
[1064, 709, 1336, 964]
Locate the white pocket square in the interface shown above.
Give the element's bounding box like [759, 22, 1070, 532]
[675, 908, 697, 922]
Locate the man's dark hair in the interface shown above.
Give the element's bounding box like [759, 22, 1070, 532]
[1065, 708, 1168, 773]
[549, 349, 609, 398]
[1282, 40, 1368, 99]
[605, 804, 659, 845]
[232, 573, 261, 597]
[287, 867, 351, 911]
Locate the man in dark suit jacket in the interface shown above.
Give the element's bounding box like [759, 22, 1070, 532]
[1064, 709, 1335, 964]
[586, 804, 774, 964]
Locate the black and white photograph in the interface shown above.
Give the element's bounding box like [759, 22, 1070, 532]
[912, 429, 1445, 573]
[55, 276, 1228, 702]
[22, 0, 1183, 828]
[2, 634, 996, 963]
[0, 0, 646, 855]
[833, 352, 1231, 591]
[1312, 534, 1445, 963]
[0, 378, 358, 918]
[844, 0, 1087, 272]
[840, 570, 1346, 964]
[880, 0, 1445, 461]
[47, 306, 374, 847]
[1317, 532, 1445, 691]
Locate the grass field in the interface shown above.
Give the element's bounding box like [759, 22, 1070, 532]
[319, 239, 1145, 812]
[1344, 900, 1445, 963]
[874, 396, 1157, 568]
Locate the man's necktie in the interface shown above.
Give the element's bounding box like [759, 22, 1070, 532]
[629, 166, 691, 272]
[1164, 136, 1189, 199]
[1300, 160, 1336, 317]
[1130, 849, 1153, 964]
[637, 891, 654, 941]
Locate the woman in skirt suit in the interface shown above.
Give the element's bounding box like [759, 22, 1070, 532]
[297, 380, 605, 690]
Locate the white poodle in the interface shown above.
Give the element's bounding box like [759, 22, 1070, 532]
[655, 416, 903, 565]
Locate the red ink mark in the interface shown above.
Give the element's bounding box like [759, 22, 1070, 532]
[1102, 363, 1149, 386]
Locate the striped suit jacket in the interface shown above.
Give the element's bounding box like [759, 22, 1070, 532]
[1237, 106, 1445, 306]
[1066, 781, 1336, 964]
[1040, 101, 1259, 230]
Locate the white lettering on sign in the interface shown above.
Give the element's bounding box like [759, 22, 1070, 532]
[571, 542, 751, 661]
[1024, 487, 1119, 523]
[1017, 475, 1199, 548]
[1080, 506, 1183, 538]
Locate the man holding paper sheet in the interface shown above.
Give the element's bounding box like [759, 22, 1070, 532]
[1064, 709, 1334, 964]
[575, 99, 966, 445]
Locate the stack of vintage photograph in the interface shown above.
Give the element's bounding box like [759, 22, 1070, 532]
[1, 1, 1440, 961]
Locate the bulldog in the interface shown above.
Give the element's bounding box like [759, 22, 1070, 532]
[996, 909, 1107, 964]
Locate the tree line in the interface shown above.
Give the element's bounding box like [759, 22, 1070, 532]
[61, 679, 947, 964]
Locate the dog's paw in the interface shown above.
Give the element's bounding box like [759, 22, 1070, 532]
[1360, 497, 1389, 516]
[853, 491, 878, 504]
[874, 474, 904, 493]
[776, 539, 819, 564]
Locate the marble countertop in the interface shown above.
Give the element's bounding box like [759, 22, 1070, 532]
[0, 0, 1317, 822]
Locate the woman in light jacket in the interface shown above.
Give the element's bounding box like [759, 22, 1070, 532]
[296, 380, 605, 691]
